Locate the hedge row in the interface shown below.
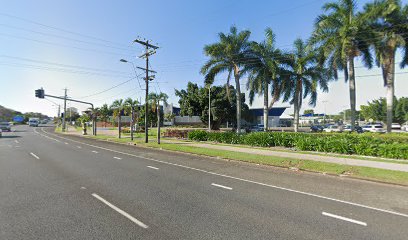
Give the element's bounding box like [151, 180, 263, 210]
[187, 131, 408, 159]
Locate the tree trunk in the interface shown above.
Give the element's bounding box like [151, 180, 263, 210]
[157, 101, 161, 144]
[118, 116, 121, 139]
[385, 48, 396, 133]
[263, 81, 269, 131]
[348, 56, 356, 131]
[293, 79, 301, 132]
[234, 66, 242, 133]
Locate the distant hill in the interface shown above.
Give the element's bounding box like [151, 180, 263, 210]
[0, 105, 22, 121]
[0, 105, 48, 122]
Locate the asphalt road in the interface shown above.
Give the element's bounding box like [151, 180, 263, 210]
[1, 125, 408, 239]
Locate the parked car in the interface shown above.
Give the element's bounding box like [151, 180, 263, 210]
[310, 125, 324, 132]
[323, 125, 343, 133]
[0, 122, 11, 132]
[362, 124, 386, 133]
[251, 124, 265, 132]
[342, 124, 364, 133]
[391, 123, 401, 130]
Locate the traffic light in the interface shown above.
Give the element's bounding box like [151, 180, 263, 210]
[35, 89, 45, 98]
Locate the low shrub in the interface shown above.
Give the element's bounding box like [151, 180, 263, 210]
[187, 130, 408, 159]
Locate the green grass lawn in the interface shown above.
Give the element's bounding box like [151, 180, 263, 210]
[78, 132, 408, 186]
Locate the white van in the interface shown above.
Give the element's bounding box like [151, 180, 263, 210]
[28, 118, 39, 127]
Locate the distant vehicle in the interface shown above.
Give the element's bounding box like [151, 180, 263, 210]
[40, 119, 48, 124]
[323, 125, 343, 133]
[391, 123, 401, 130]
[310, 125, 324, 132]
[0, 122, 11, 132]
[362, 124, 386, 133]
[251, 124, 265, 132]
[343, 125, 364, 133]
[28, 118, 39, 127]
[402, 122, 408, 132]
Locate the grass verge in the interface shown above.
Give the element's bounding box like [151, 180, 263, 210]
[65, 132, 408, 186]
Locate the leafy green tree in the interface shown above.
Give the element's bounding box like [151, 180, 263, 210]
[311, 0, 373, 130]
[99, 104, 110, 127]
[362, 0, 408, 132]
[281, 38, 329, 132]
[201, 25, 252, 133]
[303, 109, 315, 115]
[175, 82, 249, 130]
[360, 97, 408, 124]
[246, 27, 287, 131]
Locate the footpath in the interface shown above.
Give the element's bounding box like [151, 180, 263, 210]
[65, 125, 408, 173]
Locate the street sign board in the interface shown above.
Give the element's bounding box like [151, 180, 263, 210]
[13, 115, 24, 122]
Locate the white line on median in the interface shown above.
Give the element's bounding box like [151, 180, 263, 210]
[41, 128, 408, 219]
[30, 152, 40, 159]
[91, 193, 148, 229]
[322, 212, 367, 226]
[113, 157, 122, 160]
[147, 166, 159, 170]
[91, 150, 98, 154]
[211, 183, 233, 190]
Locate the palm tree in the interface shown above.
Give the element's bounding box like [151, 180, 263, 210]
[124, 98, 139, 141]
[201, 25, 252, 133]
[99, 104, 110, 128]
[282, 38, 329, 132]
[148, 92, 168, 144]
[246, 27, 287, 131]
[362, 0, 408, 132]
[311, 0, 373, 130]
[110, 99, 126, 138]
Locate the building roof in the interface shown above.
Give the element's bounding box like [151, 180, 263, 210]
[249, 107, 287, 117]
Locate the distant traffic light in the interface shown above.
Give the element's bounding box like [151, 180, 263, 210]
[35, 89, 45, 98]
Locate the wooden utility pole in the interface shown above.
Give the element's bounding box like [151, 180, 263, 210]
[134, 39, 158, 143]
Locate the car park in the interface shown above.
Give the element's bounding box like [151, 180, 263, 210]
[0, 122, 11, 132]
[362, 124, 386, 133]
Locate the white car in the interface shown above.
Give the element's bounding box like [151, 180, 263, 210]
[323, 125, 343, 133]
[362, 124, 386, 133]
[391, 123, 401, 131]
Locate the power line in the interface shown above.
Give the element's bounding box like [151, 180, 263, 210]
[0, 12, 131, 49]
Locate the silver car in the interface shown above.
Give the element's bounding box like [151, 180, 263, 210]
[0, 122, 11, 132]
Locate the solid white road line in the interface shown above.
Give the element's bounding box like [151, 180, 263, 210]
[91, 193, 148, 229]
[113, 157, 122, 160]
[80, 187, 87, 190]
[322, 212, 367, 226]
[30, 152, 40, 159]
[147, 166, 159, 170]
[41, 128, 408, 219]
[91, 150, 98, 154]
[211, 183, 233, 190]
[64, 142, 69, 145]
[77, 146, 82, 149]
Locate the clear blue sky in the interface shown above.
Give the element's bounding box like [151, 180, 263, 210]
[1, 0, 407, 117]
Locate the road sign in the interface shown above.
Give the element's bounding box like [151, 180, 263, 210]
[13, 115, 24, 123]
